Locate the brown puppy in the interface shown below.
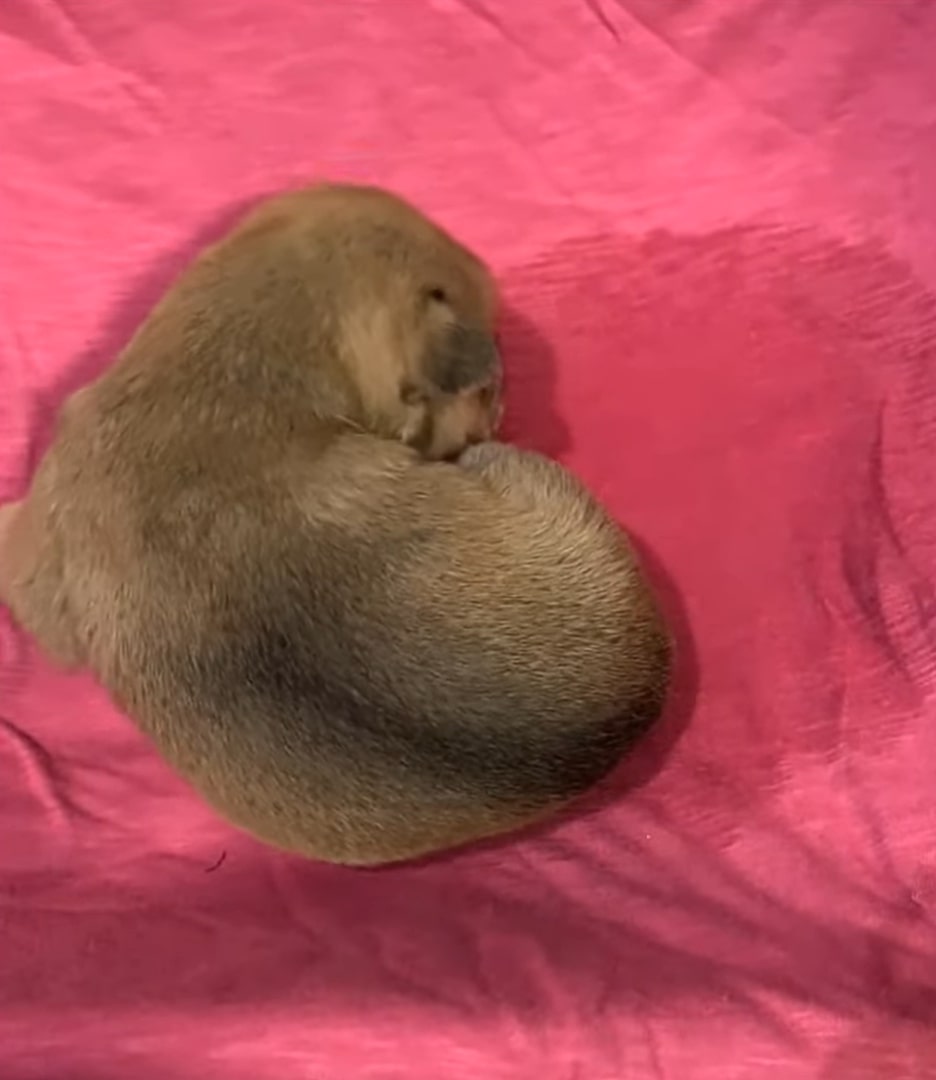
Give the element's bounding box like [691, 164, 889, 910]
[0, 184, 670, 865]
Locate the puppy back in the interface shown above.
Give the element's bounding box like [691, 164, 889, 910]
[112, 437, 669, 864]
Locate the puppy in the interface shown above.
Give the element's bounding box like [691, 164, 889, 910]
[0, 183, 671, 865]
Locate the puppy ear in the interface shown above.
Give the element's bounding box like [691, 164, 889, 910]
[423, 321, 500, 396]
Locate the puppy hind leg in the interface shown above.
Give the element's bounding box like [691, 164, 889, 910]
[0, 496, 84, 669]
[457, 440, 597, 516]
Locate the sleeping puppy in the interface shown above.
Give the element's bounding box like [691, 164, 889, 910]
[0, 183, 671, 865]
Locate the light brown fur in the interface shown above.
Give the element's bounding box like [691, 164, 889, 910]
[0, 183, 670, 865]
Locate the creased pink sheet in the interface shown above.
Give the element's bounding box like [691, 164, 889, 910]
[2, 2, 936, 1077]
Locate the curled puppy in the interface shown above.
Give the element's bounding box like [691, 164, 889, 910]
[0, 183, 671, 865]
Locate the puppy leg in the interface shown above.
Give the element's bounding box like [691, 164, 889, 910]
[0, 489, 83, 668]
[0, 503, 15, 588]
[458, 440, 598, 515]
[0, 500, 27, 609]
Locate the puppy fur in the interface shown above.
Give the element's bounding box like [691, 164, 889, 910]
[0, 183, 671, 865]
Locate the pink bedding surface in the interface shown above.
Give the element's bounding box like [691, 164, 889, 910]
[3, 1, 936, 1076]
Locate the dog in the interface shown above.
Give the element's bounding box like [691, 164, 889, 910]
[0, 183, 671, 865]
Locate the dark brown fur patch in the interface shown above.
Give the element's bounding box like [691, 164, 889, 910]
[424, 321, 501, 395]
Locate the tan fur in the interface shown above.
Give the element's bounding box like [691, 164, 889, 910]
[0, 183, 670, 865]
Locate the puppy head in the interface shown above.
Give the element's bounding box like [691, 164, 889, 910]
[399, 291, 504, 460]
[244, 184, 503, 457]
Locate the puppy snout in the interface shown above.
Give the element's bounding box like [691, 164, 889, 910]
[468, 410, 495, 444]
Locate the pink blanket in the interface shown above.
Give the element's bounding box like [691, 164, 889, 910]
[3, 2, 936, 1076]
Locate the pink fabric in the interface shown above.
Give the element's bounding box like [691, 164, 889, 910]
[3, 1, 936, 1076]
